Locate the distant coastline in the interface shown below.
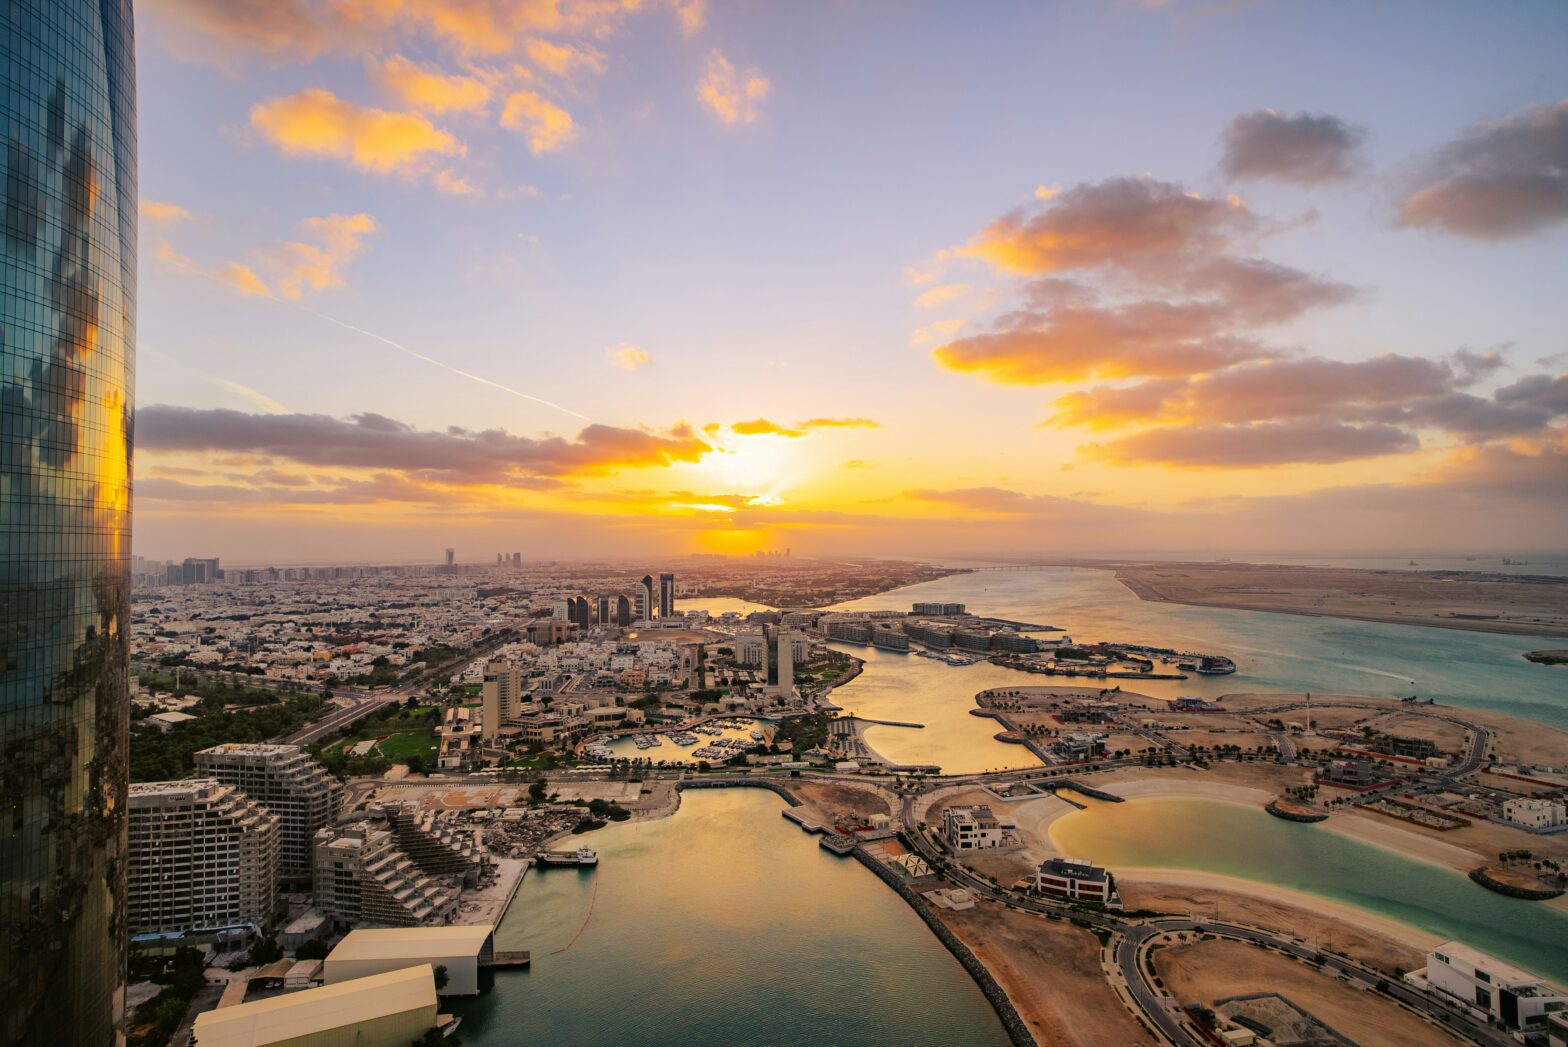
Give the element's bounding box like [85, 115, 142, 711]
[1041, 559, 1568, 640]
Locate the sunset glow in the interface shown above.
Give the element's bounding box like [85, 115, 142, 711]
[130, 1, 1568, 562]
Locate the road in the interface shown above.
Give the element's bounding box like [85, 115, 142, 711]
[893, 792, 1509, 1047]
[277, 634, 514, 747]
[281, 690, 407, 745]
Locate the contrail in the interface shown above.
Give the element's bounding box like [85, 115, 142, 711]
[163, 255, 590, 422]
[298, 305, 590, 421]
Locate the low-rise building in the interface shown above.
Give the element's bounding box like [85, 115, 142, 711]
[1407, 940, 1568, 1034]
[1503, 797, 1568, 832]
[324, 925, 495, 996]
[1033, 857, 1112, 904]
[940, 805, 1016, 852]
[190, 964, 439, 1047]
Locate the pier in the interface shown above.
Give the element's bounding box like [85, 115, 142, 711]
[485, 950, 532, 969]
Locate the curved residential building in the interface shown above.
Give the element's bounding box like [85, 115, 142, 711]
[0, 2, 138, 1043]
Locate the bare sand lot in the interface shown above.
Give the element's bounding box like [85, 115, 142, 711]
[1152, 938, 1468, 1047]
[787, 780, 892, 824]
[939, 901, 1157, 1047]
[1108, 561, 1568, 638]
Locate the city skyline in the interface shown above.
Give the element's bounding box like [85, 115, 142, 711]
[130, 1, 1568, 561]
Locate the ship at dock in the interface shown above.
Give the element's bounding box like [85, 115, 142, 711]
[536, 846, 599, 867]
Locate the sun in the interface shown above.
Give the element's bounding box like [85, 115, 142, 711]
[690, 433, 801, 499]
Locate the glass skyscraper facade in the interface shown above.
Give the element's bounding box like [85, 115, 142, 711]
[1, 1, 137, 1044]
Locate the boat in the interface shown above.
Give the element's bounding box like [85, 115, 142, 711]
[536, 847, 598, 867]
[749, 730, 763, 740]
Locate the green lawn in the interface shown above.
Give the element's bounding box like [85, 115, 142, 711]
[373, 731, 438, 760]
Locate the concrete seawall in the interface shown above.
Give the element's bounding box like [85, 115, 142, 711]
[850, 845, 1036, 1047]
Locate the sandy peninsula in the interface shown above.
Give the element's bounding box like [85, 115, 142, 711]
[1090, 559, 1568, 638]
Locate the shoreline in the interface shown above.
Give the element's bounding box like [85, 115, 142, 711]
[1104, 561, 1568, 640]
[1114, 865, 1444, 954]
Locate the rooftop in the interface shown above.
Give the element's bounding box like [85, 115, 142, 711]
[1433, 940, 1547, 987]
[192, 965, 436, 1046]
[327, 924, 495, 964]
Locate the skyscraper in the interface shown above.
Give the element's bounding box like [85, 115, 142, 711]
[659, 572, 676, 618]
[444, 547, 455, 570]
[637, 574, 655, 624]
[615, 593, 633, 627]
[1, 2, 137, 1043]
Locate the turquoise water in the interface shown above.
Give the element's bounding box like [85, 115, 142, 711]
[454, 789, 1009, 1046]
[833, 567, 1568, 730]
[1051, 796, 1568, 983]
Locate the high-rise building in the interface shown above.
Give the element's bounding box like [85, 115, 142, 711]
[181, 556, 220, 584]
[616, 593, 633, 627]
[481, 661, 525, 742]
[636, 574, 655, 624]
[195, 744, 343, 886]
[444, 548, 455, 569]
[569, 596, 591, 629]
[0, 2, 138, 1042]
[127, 780, 281, 937]
[659, 572, 676, 618]
[596, 595, 612, 625]
[772, 627, 795, 696]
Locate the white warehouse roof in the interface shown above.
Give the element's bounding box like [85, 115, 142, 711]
[327, 924, 494, 963]
[192, 965, 435, 1046]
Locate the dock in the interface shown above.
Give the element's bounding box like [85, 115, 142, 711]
[485, 950, 531, 969]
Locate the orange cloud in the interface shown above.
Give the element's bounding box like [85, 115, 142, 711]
[218, 261, 273, 297]
[798, 417, 882, 431]
[147, 0, 705, 65]
[501, 91, 577, 153]
[731, 418, 803, 438]
[251, 89, 463, 174]
[696, 50, 770, 126]
[158, 214, 377, 300]
[433, 169, 482, 196]
[914, 282, 970, 309]
[269, 213, 378, 298]
[934, 300, 1272, 385]
[668, 0, 706, 35]
[522, 38, 606, 79]
[370, 55, 491, 114]
[607, 344, 652, 371]
[141, 200, 190, 222]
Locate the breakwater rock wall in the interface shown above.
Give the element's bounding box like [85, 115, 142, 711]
[850, 846, 1036, 1047]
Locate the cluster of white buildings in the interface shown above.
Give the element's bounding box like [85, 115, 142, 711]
[1407, 940, 1567, 1036]
[939, 805, 1020, 852]
[1502, 796, 1568, 832]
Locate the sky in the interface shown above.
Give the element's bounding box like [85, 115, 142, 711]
[132, 0, 1568, 563]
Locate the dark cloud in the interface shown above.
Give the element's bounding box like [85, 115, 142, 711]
[136, 405, 709, 481]
[1085, 420, 1418, 467]
[965, 177, 1258, 276]
[1049, 354, 1567, 455]
[1220, 109, 1365, 185]
[1396, 100, 1568, 239]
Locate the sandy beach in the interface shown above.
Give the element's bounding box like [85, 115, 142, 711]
[1107, 560, 1568, 638]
